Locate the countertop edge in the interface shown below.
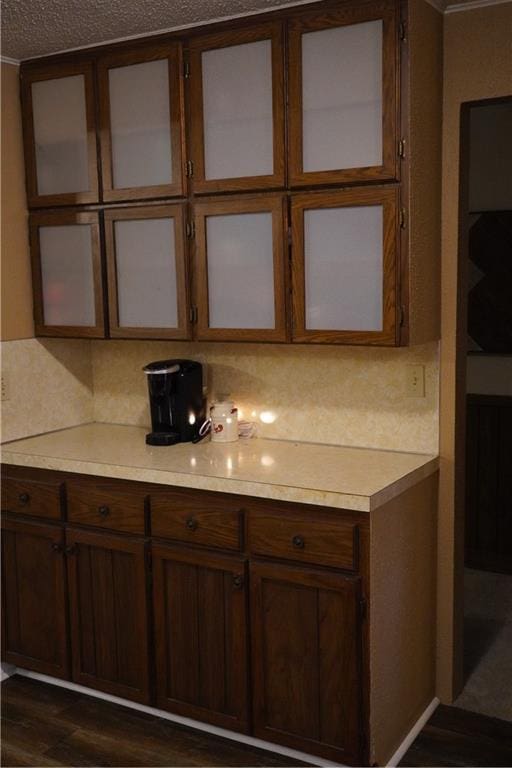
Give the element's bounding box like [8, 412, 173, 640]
[1, 449, 439, 514]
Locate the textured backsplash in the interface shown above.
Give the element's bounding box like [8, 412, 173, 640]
[1, 338, 93, 443]
[91, 340, 439, 454]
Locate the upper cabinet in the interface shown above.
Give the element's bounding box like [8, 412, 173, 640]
[30, 210, 105, 337]
[98, 44, 186, 201]
[288, 0, 398, 187]
[188, 23, 285, 194]
[21, 62, 99, 207]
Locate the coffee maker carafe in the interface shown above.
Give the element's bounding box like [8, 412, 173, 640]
[143, 359, 205, 446]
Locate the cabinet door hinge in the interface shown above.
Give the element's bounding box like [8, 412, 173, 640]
[399, 207, 407, 229]
[185, 220, 195, 239]
[398, 138, 406, 159]
[359, 597, 367, 622]
[399, 305, 406, 327]
[287, 226, 292, 247]
[189, 306, 198, 324]
[183, 60, 191, 79]
[185, 159, 194, 178]
[399, 20, 407, 41]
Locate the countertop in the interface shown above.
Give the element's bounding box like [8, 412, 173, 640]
[1, 423, 439, 512]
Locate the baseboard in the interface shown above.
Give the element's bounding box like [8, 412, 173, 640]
[386, 697, 440, 767]
[10, 668, 346, 767]
[0, 663, 17, 682]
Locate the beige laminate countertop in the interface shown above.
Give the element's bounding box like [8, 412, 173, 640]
[1, 423, 438, 512]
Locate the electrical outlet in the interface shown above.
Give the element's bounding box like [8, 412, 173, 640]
[1, 375, 10, 402]
[406, 364, 425, 397]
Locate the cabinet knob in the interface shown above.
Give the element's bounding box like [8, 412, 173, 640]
[233, 574, 244, 589]
[98, 505, 110, 518]
[186, 517, 198, 531]
[19, 492, 30, 505]
[292, 535, 304, 549]
[65, 544, 77, 556]
[51, 542, 63, 554]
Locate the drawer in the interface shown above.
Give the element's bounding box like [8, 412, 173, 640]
[1, 475, 62, 520]
[248, 510, 358, 571]
[151, 488, 243, 551]
[66, 479, 146, 534]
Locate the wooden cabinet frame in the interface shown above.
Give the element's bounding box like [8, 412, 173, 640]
[288, 0, 399, 187]
[98, 44, 186, 202]
[291, 186, 399, 345]
[188, 22, 286, 194]
[30, 209, 106, 338]
[21, 61, 100, 208]
[193, 194, 288, 342]
[104, 204, 190, 339]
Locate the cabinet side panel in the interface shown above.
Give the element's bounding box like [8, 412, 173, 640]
[370, 473, 438, 765]
[407, 0, 442, 344]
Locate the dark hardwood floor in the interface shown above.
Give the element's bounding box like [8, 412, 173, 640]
[2, 675, 512, 767]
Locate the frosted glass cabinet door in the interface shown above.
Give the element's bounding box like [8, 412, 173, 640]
[189, 23, 285, 193]
[30, 212, 104, 337]
[194, 196, 286, 341]
[98, 45, 185, 200]
[104, 205, 189, 339]
[291, 188, 398, 345]
[22, 63, 99, 207]
[288, 2, 398, 186]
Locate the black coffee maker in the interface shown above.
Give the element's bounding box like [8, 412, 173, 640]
[143, 359, 205, 446]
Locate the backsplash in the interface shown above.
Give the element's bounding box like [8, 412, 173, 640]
[91, 340, 439, 454]
[1, 338, 93, 443]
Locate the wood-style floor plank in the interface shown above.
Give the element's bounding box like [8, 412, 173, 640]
[1, 676, 307, 768]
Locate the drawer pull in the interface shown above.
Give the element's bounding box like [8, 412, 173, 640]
[292, 535, 305, 549]
[51, 542, 63, 554]
[233, 574, 244, 589]
[98, 505, 110, 518]
[18, 493, 30, 505]
[186, 517, 198, 531]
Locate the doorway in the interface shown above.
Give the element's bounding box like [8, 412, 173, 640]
[455, 95, 512, 721]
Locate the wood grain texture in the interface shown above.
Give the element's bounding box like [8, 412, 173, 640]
[250, 560, 362, 764]
[98, 43, 186, 202]
[29, 209, 106, 338]
[151, 486, 244, 550]
[66, 477, 147, 534]
[193, 193, 288, 342]
[290, 185, 399, 345]
[20, 60, 100, 209]
[188, 22, 286, 194]
[248, 508, 358, 570]
[1, 476, 63, 520]
[1, 517, 69, 679]
[66, 527, 150, 703]
[152, 543, 249, 732]
[1, 674, 307, 767]
[104, 203, 191, 340]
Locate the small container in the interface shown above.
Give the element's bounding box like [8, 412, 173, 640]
[210, 400, 238, 443]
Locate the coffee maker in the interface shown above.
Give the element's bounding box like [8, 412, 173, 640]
[143, 359, 206, 446]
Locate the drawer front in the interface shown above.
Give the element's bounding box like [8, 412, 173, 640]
[151, 489, 243, 551]
[66, 480, 146, 534]
[248, 510, 358, 570]
[1, 476, 62, 520]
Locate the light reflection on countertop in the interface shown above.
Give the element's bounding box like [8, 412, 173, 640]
[1, 423, 439, 512]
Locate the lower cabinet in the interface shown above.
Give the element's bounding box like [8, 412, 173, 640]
[66, 527, 150, 703]
[250, 561, 363, 764]
[1, 517, 68, 678]
[152, 544, 249, 732]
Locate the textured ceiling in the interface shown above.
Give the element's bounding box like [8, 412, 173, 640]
[1, 0, 498, 61]
[1, 0, 312, 61]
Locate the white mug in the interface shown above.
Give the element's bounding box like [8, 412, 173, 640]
[210, 401, 238, 443]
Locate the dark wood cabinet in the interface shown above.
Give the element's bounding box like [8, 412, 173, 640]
[1, 517, 69, 679]
[152, 544, 249, 732]
[250, 561, 362, 764]
[66, 527, 150, 703]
